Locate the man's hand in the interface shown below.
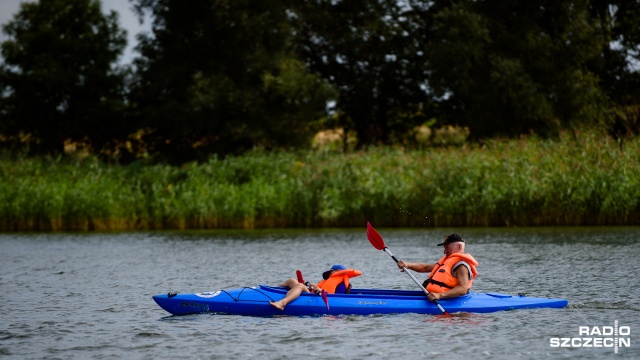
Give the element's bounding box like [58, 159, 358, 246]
[397, 260, 407, 272]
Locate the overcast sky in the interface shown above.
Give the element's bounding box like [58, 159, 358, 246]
[0, 0, 151, 64]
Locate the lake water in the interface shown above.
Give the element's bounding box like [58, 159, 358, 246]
[1, 227, 639, 359]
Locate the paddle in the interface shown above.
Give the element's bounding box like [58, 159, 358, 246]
[366, 222, 448, 314]
[296, 270, 330, 310]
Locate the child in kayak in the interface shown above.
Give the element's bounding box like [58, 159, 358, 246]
[269, 264, 362, 310]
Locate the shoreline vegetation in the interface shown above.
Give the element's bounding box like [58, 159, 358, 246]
[1, 131, 638, 232]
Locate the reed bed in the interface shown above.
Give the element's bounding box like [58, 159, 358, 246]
[0, 132, 638, 231]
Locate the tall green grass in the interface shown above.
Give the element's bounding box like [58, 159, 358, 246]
[0, 131, 638, 231]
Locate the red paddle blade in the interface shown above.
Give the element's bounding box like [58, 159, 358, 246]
[296, 270, 304, 284]
[321, 289, 329, 310]
[366, 222, 386, 250]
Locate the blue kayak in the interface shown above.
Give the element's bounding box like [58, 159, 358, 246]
[152, 285, 568, 316]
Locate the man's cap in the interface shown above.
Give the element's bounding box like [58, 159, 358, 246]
[322, 264, 346, 280]
[437, 233, 464, 246]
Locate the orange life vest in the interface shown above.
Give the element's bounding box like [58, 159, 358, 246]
[316, 269, 362, 294]
[424, 253, 478, 293]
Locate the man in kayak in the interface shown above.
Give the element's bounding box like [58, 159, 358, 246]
[269, 264, 362, 310]
[397, 233, 478, 301]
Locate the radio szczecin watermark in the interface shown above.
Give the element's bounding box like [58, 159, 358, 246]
[550, 320, 631, 353]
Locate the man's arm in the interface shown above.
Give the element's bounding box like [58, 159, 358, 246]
[397, 260, 434, 273]
[427, 266, 470, 300]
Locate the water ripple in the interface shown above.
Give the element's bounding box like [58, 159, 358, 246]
[1, 229, 639, 359]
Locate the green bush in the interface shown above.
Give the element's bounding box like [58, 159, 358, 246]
[0, 131, 638, 231]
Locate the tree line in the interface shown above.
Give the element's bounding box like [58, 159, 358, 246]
[1, 0, 639, 163]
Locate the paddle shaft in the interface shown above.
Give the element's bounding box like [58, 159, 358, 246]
[382, 247, 448, 314]
[296, 270, 329, 309]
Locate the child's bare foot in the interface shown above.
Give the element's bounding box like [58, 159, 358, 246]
[269, 301, 285, 310]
